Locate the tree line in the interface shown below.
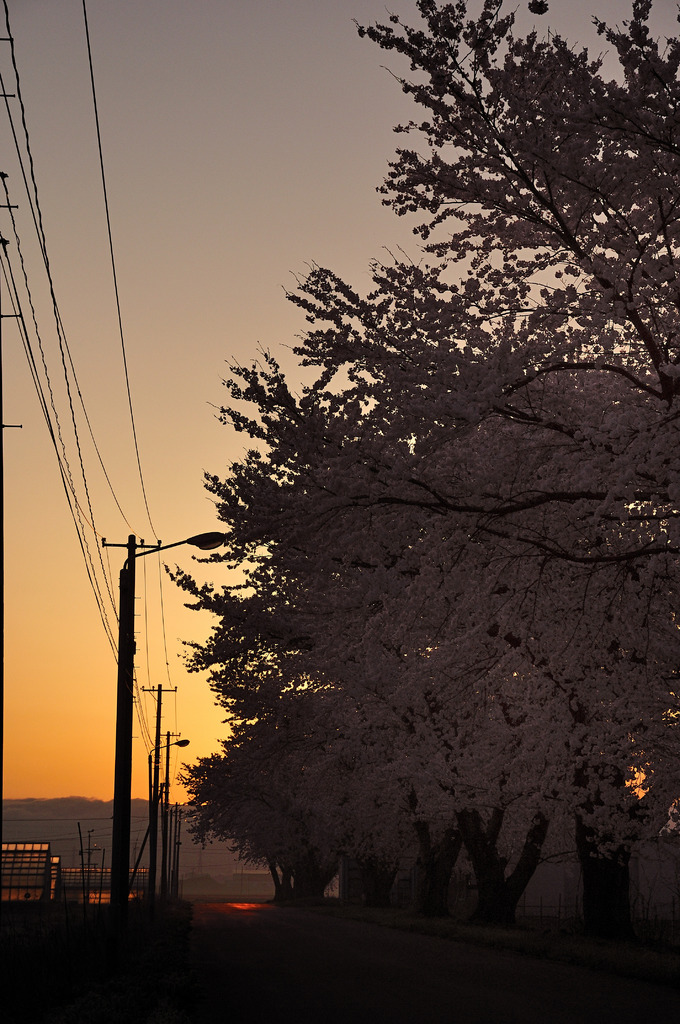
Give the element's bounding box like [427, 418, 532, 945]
[177, 1, 680, 941]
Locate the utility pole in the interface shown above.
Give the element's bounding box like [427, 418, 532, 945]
[0, 233, 5, 919]
[87, 829, 94, 902]
[171, 805, 183, 898]
[108, 534, 137, 928]
[160, 731, 171, 900]
[0, 221, 21, 924]
[143, 684, 176, 916]
[158, 730, 188, 902]
[78, 822, 87, 913]
[102, 531, 223, 933]
[148, 684, 162, 917]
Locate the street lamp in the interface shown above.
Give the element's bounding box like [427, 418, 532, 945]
[161, 733, 190, 902]
[102, 531, 225, 928]
[148, 735, 189, 916]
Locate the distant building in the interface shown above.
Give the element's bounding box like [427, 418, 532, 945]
[1, 842, 54, 902]
[1, 842, 151, 903]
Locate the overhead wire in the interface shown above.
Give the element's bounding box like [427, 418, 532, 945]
[0, 194, 117, 645]
[157, 551, 175, 689]
[0, 30, 135, 541]
[0, 240, 117, 654]
[2, 2, 190, 766]
[81, 0, 157, 541]
[135, 682, 154, 754]
[137, 557, 156, 755]
[141, 556, 153, 693]
[2, 0, 156, 754]
[81, 0, 180, 756]
[0, 110, 135, 569]
[0, 4, 130, 642]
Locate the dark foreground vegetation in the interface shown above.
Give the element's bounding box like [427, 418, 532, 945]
[0, 900, 194, 1024]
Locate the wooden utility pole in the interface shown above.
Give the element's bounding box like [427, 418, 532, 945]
[143, 684, 176, 915]
[109, 534, 137, 928]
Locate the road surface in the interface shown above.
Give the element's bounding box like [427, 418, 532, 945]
[189, 901, 678, 1023]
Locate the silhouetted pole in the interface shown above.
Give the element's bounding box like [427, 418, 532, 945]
[109, 534, 137, 927]
[103, 531, 223, 932]
[169, 804, 177, 895]
[162, 737, 189, 900]
[161, 731, 176, 900]
[0, 235, 5, 918]
[147, 685, 162, 917]
[0, 226, 21, 921]
[171, 805, 183, 898]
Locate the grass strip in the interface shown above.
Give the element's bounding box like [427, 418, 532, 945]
[308, 903, 680, 989]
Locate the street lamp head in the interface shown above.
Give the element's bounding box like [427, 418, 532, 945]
[185, 531, 227, 551]
[175, 739, 190, 748]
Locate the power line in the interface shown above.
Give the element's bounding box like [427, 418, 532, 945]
[2, 4, 191, 771]
[0, 245, 117, 652]
[0, 8, 138, 647]
[0, 26, 136, 542]
[1, 4, 163, 673]
[81, 0, 157, 539]
[0, 26, 123, 614]
[157, 552, 175, 689]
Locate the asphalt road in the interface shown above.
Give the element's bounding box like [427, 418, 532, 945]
[189, 901, 678, 1024]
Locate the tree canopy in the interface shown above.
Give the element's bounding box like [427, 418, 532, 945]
[179, 1, 680, 937]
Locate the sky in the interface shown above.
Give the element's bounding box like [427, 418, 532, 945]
[2, 0, 679, 804]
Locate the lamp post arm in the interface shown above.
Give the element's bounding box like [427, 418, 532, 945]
[142, 533, 226, 556]
[102, 532, 226, 562]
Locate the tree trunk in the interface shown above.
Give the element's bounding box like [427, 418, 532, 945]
[268, 861, 281, 899]
[458, 807, 549, 926]
[269, 862, 294, 902]
[357, 857, 399, 908]
[291, 849, 337, 901]
[413, 821, 462, 917]
[575, 816, 635, 941]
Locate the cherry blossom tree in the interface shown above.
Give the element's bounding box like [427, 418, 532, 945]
[350, 0, 680, 935]
[181, 294, 680, 928]
[177, 0, 680, 938]
[356, 0, 680, 398]
[182, 696, 338, 902]
[175, 328, 680, 928]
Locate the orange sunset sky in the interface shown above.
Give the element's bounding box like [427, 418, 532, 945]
[2, 0, 676, 804]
